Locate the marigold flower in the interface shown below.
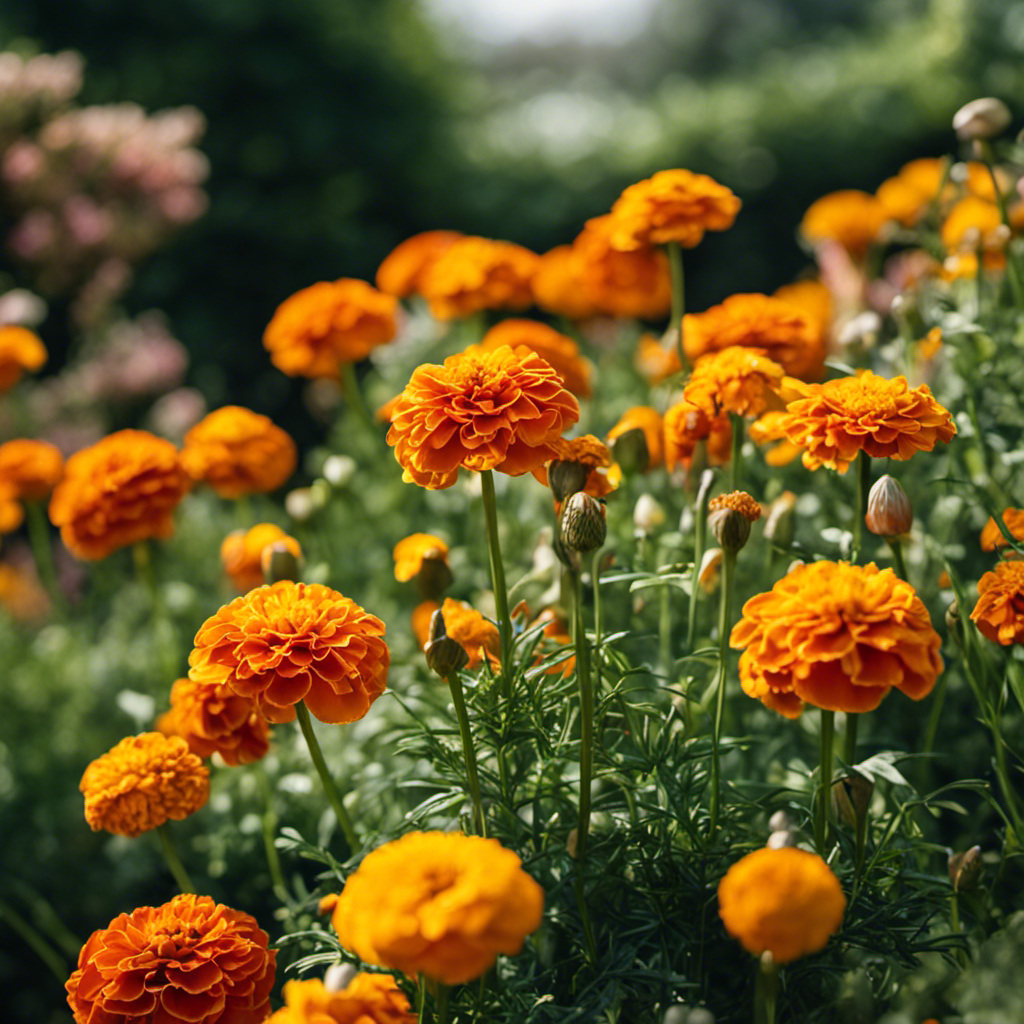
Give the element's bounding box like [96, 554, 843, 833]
[773, 371, 956, 474]
[981, 508, 1024, 551]
[189, 581, 390, 725]
[917, 327, 943, 362]
[875, 159, 950, 225]
[158, 676, 271, 766]
[436, 597, 500, 670]
[731, 560, 943, 717]
[0, 483, 25, 534]
[412, 600, 440, 650]
[971, 560, 1024, 646]
[607, 168, 742, 251]
[635, 332, 682, 384]
[80, 732, 209, 837]
[708, 491, 762, 522]
[664, 399, 732, 471]
[264, 279, 398, 378]
[0, 324, 46, 392]
[532, 245, 600, 320]
[417, 236, 538, 320]
[532, 434, 615, 501]
[0, 561, 49, 619]
[375, 230, 462, 298]
[267, 975, 415, 1024]
[683, 293, 826, 381]
[941, 196, 1005, 253]
[747, 410, 803, 468]
[0, 439, 64, 500]
[221, 523, 302, 591]
[607, 406, 664, 470]
[48, 429, 191, 560]
[480, 319, 592, 398]
[772, 279, 833, 342]
[65, 893, 276, 1024]
[387, 345, 579, 489]
[393, 532, 449, 582]
[331, 831, 544, 985]
[683, 347, 787, 419]
[718, 848, 845, 963]
[801, 190, 889, 257]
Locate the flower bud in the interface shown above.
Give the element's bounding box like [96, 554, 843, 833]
[948, 845, 983, 892]
[708, 509, 750, 553]
[633, 494, 666, 534]
[698, 548, 723, 594]
[548, 459, 591, 503]
[611, 426, 650, 475]
[953, 97, 1012, 141]
[686, 1009, 715, 1024]
[865, 474, 913, 538]
[561, 492, 607, 553]
[285, 487, 317, 522]
[767, 810, 792, 833]
[323, 962, 357, 993]
[763, 491, 797, 550]
[945, 598, 959, 633]
[424, 608, 469, 678]
[766, 830, 796, 849]
[661, 1007, 688, 1024]
[322, 454, 356, 488]
[416, 552, 454, 601]
[261, 541, 302, 584]
[831, 771, 873, 828]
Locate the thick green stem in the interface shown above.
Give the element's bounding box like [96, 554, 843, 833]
[686, 472, 714, 655]
[26, 501, 62, 613]
[158, 824, 196, 894]
[668, 241, 686, 373]
[889, 538, 908, 581]
[816, 710, 835, 855]
[480, 471, 513, 704]
[447, 670, 486, 836]
[729, 413, 744, 491]
[851, 451, 871, 564]
[708, 548, 736, 838]
[0, 897, 67, 982]
[295, 703, 360, 852]
[990, 719, 1024, 845]
[339, 359, 380, 442]
[659, 578, 673, 679]
[755, 955, 778, 1024]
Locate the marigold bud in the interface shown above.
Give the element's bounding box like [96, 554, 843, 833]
[766, 830, 796, 849]
[417, 553, 454, 601]
[548, 459, 591, 503]
[945, 598, 959, 632]
[830, 771, 873, 828]
[633, 493, 666, 533]
[865, 474, 912, 538]
[953, 97, 1012, 141]
[322, 454, 356, 487]
[561, 492, 607, 553]
[261, 541, 302, 583]
[767, 810, 792, 833]
[948, 845, 983, 891]
[708, 510, 749, 553]
[285, 487, 317, 522]
[611, 426, 650, 474]
[424, 608, 470, 678]
[763, 491, 797, 550]
[323, 962, 357, 993]
[698, 548, 723, 594]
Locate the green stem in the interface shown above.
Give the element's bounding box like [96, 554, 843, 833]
[295, 703, 360, 852]
[133, 540, 177, 682]
[659, 576, 673, 678]
[255, 764, 289, 902]
[816, 710, 835, 855]
[339, 359, 381, 442]
[708, 548, 736, 838]
[990, 717, 1024, 845]
[0, 897, 67, 982]
[592, 549, 603, 686]
[26, 501, 62, 613]
[447, 670, 486, 836]
[979, 142, 1024, 308]
[889, 538, 908, 581]
[668, 241, 686, 373]
[480, 470, 513, 704]
[434, 985, 450, 1024]
[729, 413, 744, 491]
[756, 955, 778, 1024]
[843, 713, 859, 767]
[158, 823, 196, 894]
[686, 472, 714, 655]
[851, 451, 871, 564]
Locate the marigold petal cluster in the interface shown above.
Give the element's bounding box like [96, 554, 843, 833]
[65, 893, 276, 1024]
[189, 581, 390, 725]
[480, 319, 592, 397]
[48, 429, 191, 560]
[607, 168, 742, 251]
[386, 345, 579, 490]
[393, 532, 449, 583]
[532, 245, 600, 320]
[331, 831, 545, 985]
[80, 732, 209, 837]
[772, 279, 833, 341]
[0, 483, 24, 534]
[635, 332, 682, 384]
[683, 347, 787, 419]
[0, 439, 64, 500]
[221, 523, 302, 591]
[264, 279, 398, 378]
[663, 399, 732, 471]
[375, 230, 463, 298]
[773, 371, 956, 474]
[941, 196, 1004, 253]
[980, 508, 1024, 551]
[0, 561, 50, 620]
[0, 324, 46, 392]
[268, 975, 415, 1024]
[970, 560, 1024, 646]
[731, 560, 943, 717]
[718, 848, 845, 963]
[607, 406, 665, 469]
[437, 597, 500, 670]
[531, 434, 616, 499]
[800, 190, 889, 257]
[708, 491, 762, 522]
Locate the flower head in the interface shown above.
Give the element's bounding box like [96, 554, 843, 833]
[393, 533, 449, 582]
[708, 491, 762, 521]
[532, 245, 600, 320]
[683, 347, 787, 419]
[942, 196, 1005, 253]
[731, 561, 943, 717]
[635, 332, 682, 384]
[264, 279, 398, 378]
[80, 732, 209, 837]
[876, 158, 948, 225]
[772, 279, 833, 341]
[438, 597, 500, 670]
[801, 190, 888, 257]
[0, 325, 46, 392]
[375, 230, 463, 298]
[0, 439, 64, 500]
[48, 429, 191, 560]
[480, 319, 592, 398]
[532, 434, 615, 501]
[663, 399, 732, 471]
[221, 523, 302, 591]
[65, 894, 276, 1024]
[0, 483, 24, 534]
[607, 406, 664, 470]
[981, 508, 1024, 551]
[267, 975, 415, 1024]
[387, 345, 579, 489]
[331, 831, 544, 985]
[773, 371, 956, 473]
[718, 848, 845, 963]
[971, 560, 1024, 645]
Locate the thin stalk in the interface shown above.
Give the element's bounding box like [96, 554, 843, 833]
[339, 359, 380, 442]
[843, 713, 859, 767]
[158, 824, 196, 894]
[447, 669, 486, 836]
[668, 241, 686, 373]
[815, 710, 835, 855]
[592, 549, 604, 685]
[729, 413, 744, 491]
[480, 470, 513, 703]
[755, 955, 778, 1024]
[255, 764, 289, 902]
[990, 718, 1024, 845]
[295, 703, 359, 852]
[918, 674, 948, 790]
[708, 548, 736, 838]
[854, 790, 869, 885]
[686, 471, 714, 655]
[951, 893, 966, 967]
[658, 580, 673, 679]
[25, 501, 62, 613]
[133, 540, 177, 682]
[979, 141, 1024, 308]
[889, 538, 908, 581]
[0, 897, 67, 982]
[851, 451, 871, 564]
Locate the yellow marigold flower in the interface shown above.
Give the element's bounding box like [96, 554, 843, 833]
[981, 508, 1024, 551]
[532, 245, 600, 320]
[480, 319, 592, 398]
[718, 848, 845, 963]
[607, 168, 742, 251]
[48, 429, 191, 560]
[182, 405, 297, 498]
[264, 279, 398, 378]
[875, 159, 949, 225]
[80, 732, 209, 837]
[387, 345, 579, 490]
[663, 400, 732, 471]
[773, 371, 956, 474]
[0, 482, 25, 534]
[772, 279, 833, 342]
[0, 325, 46, 392]
[65, 894, 276, 1024]
[635, 332, 682, 385]
[708, 490, 762, 522]
[683, 293, 825, 381]
[189, 581, 390, 725]
[0, 439, 64, 501]
[0, 561, 49, 620]
[531, 434, 616, 501]
[331, 830, 544, 985]
[941, 196, 1004, 253]
[439, 597, 500, 670]
[683, 347, 787, 419]
[157, 676, 271, 766]
[970, 560, 1024, 646]
[418, 236, 539, 320]
[268, 976, 415, 1024]
[375, 230, 462, 298]
[221, 523, 302, 591]
[731, 560, 943, 717]
[393, 532, 449, 582]
[801, 190, 888, 257]
[607, 406, 665, 470]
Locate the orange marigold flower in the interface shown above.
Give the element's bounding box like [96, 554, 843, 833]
[731, 560, 943, 717]
[264, 279, 398, 379]
[0, 561, 49, 620]
[394, 532, 449, 582]
[917, 326, 943, 362]
[664, 399, 733, 471]
[0, 324, 46, 392]
[331, 830, 544, 985]
[268, 975, 415, 1024]
[532, 245, 600, 320]
[801, 190, 889, 257]
[774, 371, 956, 474]
[683, 293, 826, 381]
[439, 597, 500, 670]
[157, 676, 271, 766]
[80, 732, 209, 837]
[532, 434, 616, 501]
[970, 560, 1024, 646]
[981, 508, 1024, 551]
[875, 159, 949, 226]
[749, 410, 803, 468]
[221, 523, 302, 591]
[708, 491, 762, 522]
[375, 230, 463, 298]
[635, 332, 682, 384]
[412, 599, 440, 650]
[683, 347, 787, 419]
[387, 345, 579, 490]
[607, 168, 742, 251]
[607, 406, 665, 470]
[0, 439, 64, 500]
[418, 236, 538, 320]
[65, 893, 276, 1024]
[941, 196, 1005, 253]
[318, 894, 340, 916]
[48, 429, 191, 560]
[190, 581, 389, 725]
[718, 848, 845, 963]
[182, 406, 297, 498]
[479, 319, 592, 398]
[0, 482, 25, 534]
[772, 279, 833, 342]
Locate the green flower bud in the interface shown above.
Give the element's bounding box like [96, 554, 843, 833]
[424, 608, 469, 678]
[561, 492, 607, 553]
[611, 427, 650, 475]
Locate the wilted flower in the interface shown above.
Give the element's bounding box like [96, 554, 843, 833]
[0, 324, 46, 392]
[221, 523, 302, 591]
[948, 846, 984, 892]
[479, 319, 592, 398]
[801, 190, 889, 257]
[267, 975, 416, 1024]
[864, 474, 913, 538]
[970, 560, 1024, 645]
[0, 439, 63, 500]
[375, 230, 462, 297]
[683, 347, 787, 419]
[953, 97, 1012, 141]
[981, 508, 1024, 551]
